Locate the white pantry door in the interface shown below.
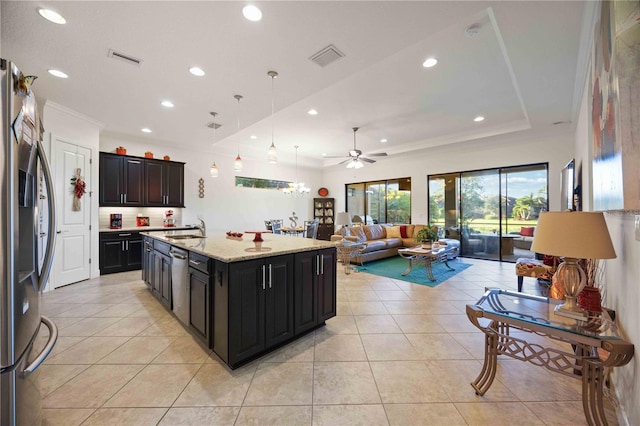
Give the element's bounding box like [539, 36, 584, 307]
[52, 139, 92, 288]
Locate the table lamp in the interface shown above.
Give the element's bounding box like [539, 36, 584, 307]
[335, 212, 352, 241]
[530, 211, 616, 320]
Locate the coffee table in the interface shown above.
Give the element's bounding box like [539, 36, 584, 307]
[397, 245, 458, 281]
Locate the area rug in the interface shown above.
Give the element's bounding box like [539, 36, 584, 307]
[356, 256, 472, 287]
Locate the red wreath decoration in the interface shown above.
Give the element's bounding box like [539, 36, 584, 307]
[71, 176, 86, 199]
[70, 168, 86, 211]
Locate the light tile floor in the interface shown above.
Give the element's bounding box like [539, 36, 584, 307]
[36, 258, 619, 425]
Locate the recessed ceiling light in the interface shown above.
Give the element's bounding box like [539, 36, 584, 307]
[161, 100, 174, 108]
[37, 8, 66, 25]
[141, 128, 152, 133]
[380, 138, 388, 143]
[250, 135, 257, 140]
[242, 5, 262, 21]
[307, 109, 318, 116]
[422, 58, 438, 68]
[48, 69, 68, 79]
[474, 116, 485, 122]
[189, 67, 205, 77]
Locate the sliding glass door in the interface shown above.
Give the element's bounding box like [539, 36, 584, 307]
[428, 163, 548, 262]
[346, 178, 411, 225]
[461, 170, 501, 260]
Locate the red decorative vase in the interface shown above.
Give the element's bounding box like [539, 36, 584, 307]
[578, 286, 602, 313]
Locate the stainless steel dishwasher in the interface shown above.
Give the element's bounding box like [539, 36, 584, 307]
[169, 247, 189, 326]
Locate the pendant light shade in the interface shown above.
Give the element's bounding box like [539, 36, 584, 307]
[209, 111, 219, 178]
[210, 163, 219, 177]
[267, 70, 278, 164]
[234, 95, 243, 173]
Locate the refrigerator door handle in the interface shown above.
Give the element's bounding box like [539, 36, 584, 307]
[37, 138, 57, 292]
[21, 316, 58, 377]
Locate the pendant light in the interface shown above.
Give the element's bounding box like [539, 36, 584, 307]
[233, 94, 243, 173]
[209, 112, 219, 177]
[283, 145, 311, 197]
[267, 70, 278, 164]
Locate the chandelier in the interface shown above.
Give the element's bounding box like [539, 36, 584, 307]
[283, 145, 311, 197]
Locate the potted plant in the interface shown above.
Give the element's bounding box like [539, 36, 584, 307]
[145, 151, 154, 158]
[115, 146, 127, 155]
[415, 225, 439, 249]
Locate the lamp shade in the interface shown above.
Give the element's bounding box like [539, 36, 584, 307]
[530, 211, 616, 259]
[335, 212, 352, 227]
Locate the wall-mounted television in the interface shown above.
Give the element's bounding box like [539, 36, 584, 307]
[560, 159, 575, 211]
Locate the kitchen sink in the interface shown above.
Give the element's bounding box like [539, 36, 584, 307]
[167, 234, 206, 240]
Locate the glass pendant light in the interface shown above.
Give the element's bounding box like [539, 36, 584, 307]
[209, 112, 219, 178]
[233, 94, 243, 173]
[267, 70, 278, 164]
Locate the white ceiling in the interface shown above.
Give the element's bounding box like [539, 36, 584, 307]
[1, 1, 586, 168]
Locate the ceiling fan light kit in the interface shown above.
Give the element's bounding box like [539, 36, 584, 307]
[325, 127, 388, 168]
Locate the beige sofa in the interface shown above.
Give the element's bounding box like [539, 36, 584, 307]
[331, 224, 460, 263]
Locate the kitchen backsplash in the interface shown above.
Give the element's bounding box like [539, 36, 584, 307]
[99, 207, 184, 229]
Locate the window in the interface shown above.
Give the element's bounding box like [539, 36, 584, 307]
[346, 178, 411, 224]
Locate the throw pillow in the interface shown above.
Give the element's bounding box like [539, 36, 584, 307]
[520, 227, 535, 237]
[386, 226, 401, 238]
[400, 225, 408, 238]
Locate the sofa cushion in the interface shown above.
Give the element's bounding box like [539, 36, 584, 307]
[384, 238, 403, 248]
[364, 224, 386, 240]
[362, 240, 387, 253]
[399, 225, 409, 238]
[349, 226, 367, 243]
[386, 226, 401, 238]
[520, 226, 535, 237]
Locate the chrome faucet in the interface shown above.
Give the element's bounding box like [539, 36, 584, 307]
[195, 218, 206, 236]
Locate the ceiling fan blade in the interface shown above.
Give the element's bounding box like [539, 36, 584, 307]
[324, 155, 350, 159]
[361, 152, 388, 157]
[337, 158, 352, 164]
[361, 157, 376, 163]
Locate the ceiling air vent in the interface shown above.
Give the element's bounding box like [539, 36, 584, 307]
[206, 122, 221, 130]
[309, 44, 345, 67]
[108, 49, 143, 67]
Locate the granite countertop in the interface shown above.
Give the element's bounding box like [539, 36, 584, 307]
[99, 225, 196, 233]
[142, 229, 336, 262]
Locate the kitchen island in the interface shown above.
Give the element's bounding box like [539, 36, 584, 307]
[141, 230, 337, 368]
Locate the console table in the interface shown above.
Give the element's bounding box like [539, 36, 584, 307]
[466, 288, 634, 426]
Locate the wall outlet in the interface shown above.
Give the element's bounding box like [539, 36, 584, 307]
[635, 215, 640, 241]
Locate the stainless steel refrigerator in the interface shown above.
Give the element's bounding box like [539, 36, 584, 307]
[1, 59, 58, 425]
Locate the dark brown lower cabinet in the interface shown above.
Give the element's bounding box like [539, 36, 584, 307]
[189, 268, 211, 346]
[99, 232, 143, 274]
[214, 255, 295, 368]
[153, 251, 171, 309]
[294, 248, 337, 335]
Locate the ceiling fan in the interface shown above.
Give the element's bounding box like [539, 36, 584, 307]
[326, 127, 387, 168]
